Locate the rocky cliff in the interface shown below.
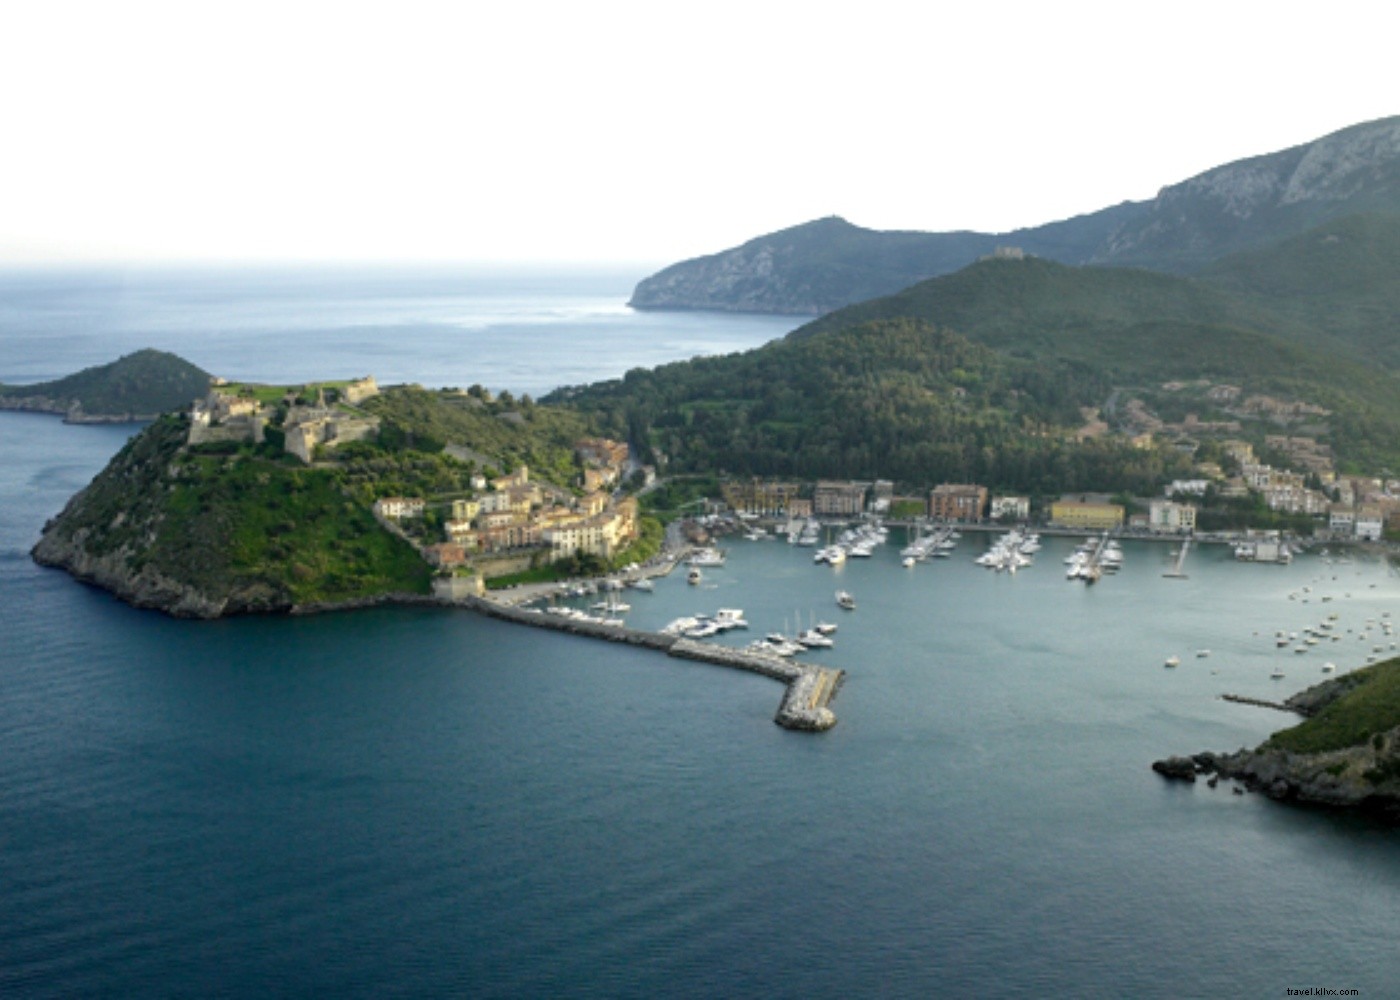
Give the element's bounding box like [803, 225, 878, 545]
[1154, 660, 1400, 823]
[1097, 115, 1400, 269]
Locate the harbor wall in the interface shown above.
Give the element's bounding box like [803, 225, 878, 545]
[458, 595, 841, 731]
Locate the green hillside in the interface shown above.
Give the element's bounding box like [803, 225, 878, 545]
[32, 383, 600, 617]
[568, 248, 1400, 482]
[0, 349, 211, 416]
[555, 317, 1190, 493]
[1198, 212, 1400, 366]
[792, 255, 1319, 379]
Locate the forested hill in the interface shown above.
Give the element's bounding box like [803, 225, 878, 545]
[1197, 212, 1400, 367]
[0, 349, 211, 419]
[550, 317, 1191, 494]
[786, 251, 1400, 471]
[557, 247, 1400, 484]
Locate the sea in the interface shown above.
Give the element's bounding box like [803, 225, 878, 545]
[1, 266, 1398, 998]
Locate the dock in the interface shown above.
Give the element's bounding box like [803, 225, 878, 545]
[1163, 538, 1190, 579]
[458, 594, 844, 731]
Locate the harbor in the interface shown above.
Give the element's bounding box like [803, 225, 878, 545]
[460, 590, 844, 731]
[438, 513, 1400, 734]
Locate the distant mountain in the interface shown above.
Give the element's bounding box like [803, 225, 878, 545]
[629, 115, 1400, 315]
[0, 349, 211, 421]
[628, 206, 1147, 315]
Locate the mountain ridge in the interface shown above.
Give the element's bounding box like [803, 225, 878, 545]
[629, 115, 1400, 315]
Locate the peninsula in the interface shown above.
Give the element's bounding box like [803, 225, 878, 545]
[0, 349, 211, 422]
[1154, 659, 1400, 822]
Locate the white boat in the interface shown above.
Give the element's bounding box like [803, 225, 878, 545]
[814, 621, 838, 636]
[687, 567, 702, 585]
[797, 628, 834, 649]
[902, 556, 916, 568]
[1196, 650, 1210, 658]
[629, 578, 654, 592]
[1165, 655, 1180, 668]
[715, 608, 748, 629]
[1322, 662, 1337, 673]
[836, 590, 856, 610]
[1271, 667, 1286, 678]
[688, 547, 726, 566]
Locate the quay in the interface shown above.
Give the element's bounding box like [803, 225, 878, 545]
[456, 593, 843, 732]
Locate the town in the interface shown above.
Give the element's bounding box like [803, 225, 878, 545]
[184, 372, 1400, 595]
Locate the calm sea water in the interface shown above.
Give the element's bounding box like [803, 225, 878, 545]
[0, 264, 800, 397]
[2, 270, 1399, 997]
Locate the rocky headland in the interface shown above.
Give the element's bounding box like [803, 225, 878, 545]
[1154, 661, 1400, 823]
[0, 349, 212, 423]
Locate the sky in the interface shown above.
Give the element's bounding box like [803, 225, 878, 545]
[2, 0, 1395, 267]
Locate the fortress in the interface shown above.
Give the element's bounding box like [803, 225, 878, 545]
[187, 376, 381, 462]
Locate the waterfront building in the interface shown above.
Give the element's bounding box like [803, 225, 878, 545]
[1049, 496, 1124, 531]
[1356, 504, 1384, 542]
[721, 478, 802, 516]
[1328, 505, 1355, 536]
[814, 481, 867, 517]
[929, 484, 987, 522]
[989, 495, 1029, 522]
[1148, 499, 1197, 534]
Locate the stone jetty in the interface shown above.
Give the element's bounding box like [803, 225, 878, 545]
[459, 594, 843, 731]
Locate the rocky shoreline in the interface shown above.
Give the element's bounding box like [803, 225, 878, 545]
[0, 395, 157, 423]
[31, 530, 842, 731]
[1153, 671, 1400, 824]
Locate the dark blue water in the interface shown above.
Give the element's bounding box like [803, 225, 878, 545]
[2, 272, 1398, 997]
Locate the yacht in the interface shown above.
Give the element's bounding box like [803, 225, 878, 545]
[688, 547, 726, 567]
[688, 567, 702, 585]
[1165, 655, 1180, 668]
[715, 608, 749, 630]
[836, 590, 856, 610]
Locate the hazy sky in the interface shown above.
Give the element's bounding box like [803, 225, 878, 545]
[3, 1, 1394, 267]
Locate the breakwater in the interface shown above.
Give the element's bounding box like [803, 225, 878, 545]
[1221, 693, 1303, 714]
[460, 594, 842, 731]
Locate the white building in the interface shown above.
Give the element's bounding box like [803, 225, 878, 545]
[989, 496, 1030, 521]
[373, 496, 426, 519]
[1355, 505, 1384, 542]
[1148, 499, 1197, 534]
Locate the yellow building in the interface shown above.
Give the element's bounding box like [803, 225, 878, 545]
[1049, 497, 1125, 530]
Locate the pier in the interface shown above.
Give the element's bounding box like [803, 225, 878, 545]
[457, 593, 844, 731]
[1163, 538, 1190, 579]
